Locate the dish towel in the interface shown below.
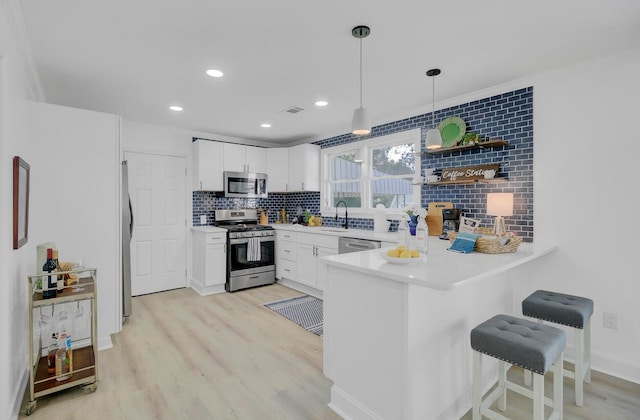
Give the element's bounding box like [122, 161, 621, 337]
[448, 232, 480, 254]
[247, 237, 261, 262]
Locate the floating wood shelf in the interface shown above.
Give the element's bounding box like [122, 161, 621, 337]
[426, 178, 508, 186]
[425, 139, 509, 155]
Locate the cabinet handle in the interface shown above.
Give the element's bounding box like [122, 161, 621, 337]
[301, 182, 305, 190]
[284, 268, 291, 272]
[200, 181, 203, 189]
[224, 243, 227, 253]
[284, 250, 290, 253]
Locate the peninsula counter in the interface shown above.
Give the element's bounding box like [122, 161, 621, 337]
[322, 238, 556, 420]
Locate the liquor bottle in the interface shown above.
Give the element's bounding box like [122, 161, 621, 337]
[56, 327, 72, 381]
[47, 333, 58, 375]
[42, 248, 57, 299]
[53, 249, 63, 294]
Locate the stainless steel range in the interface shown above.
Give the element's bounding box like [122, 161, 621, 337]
[214, 209, 275, 292]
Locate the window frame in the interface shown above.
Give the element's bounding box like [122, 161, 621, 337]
[320, 128, 421, 219]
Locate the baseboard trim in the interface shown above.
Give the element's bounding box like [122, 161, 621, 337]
[329, 385, 385, 420]
[98, 335, 113, 351]
[276, 278, 323, 299]
[11, 366, 29, 420]
[189, 281, 226, 296]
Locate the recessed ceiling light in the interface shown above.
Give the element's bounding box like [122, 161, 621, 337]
[206, 69, 224, 78]
[169, 105, 183, 111]
[261, 123, 272, 128]
[315, 100, 329, 107]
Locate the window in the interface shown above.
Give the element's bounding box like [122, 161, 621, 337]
[321, 129, 421, 216]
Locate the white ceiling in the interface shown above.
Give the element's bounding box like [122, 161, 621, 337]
[19, 0, 640, 145]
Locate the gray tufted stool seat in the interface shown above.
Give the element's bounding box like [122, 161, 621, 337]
[471, 314, 566, 420]
[522, 290, 594, 407]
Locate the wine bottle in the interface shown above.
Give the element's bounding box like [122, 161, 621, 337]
[53, 249, 63, 294]
[42, 248, 57, 299]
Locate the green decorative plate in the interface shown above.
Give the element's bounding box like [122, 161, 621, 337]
[437, 117, 466, 148]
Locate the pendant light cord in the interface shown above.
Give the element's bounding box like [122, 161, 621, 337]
[432, 75, 436, 128]
[359, 37, 363, 108]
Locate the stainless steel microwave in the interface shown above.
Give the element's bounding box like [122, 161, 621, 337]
[224, 171, 268, 198]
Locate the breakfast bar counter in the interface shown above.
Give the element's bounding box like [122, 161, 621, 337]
[322, 238, 556, 420]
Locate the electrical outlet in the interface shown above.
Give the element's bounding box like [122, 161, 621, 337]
[603, 312, 618, 330]
[200, 215, 207, 225]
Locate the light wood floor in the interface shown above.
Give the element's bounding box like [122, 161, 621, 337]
[20, 284, 341, 420]
[461, 362, 640, 419]
[20, 284, 640, 419]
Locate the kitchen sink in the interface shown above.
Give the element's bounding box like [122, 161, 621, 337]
[320, 227, 350, 233]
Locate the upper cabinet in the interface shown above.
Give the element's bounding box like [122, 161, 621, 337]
[223, 143, 267, 174]
[193, 140, 223, 191]
[288, 143, 320, 192]
[266, 148, 289, 192]
[193, 140, 319, 192]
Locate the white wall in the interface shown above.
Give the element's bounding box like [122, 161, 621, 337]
[1, 1, 41, 418]
[525, 47, 640, 382]
[26, 101, 121, 349]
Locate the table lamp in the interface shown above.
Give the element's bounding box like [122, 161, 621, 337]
[486, 193, 513, 236]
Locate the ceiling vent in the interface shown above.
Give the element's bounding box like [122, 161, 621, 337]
[283, 106, 304, 114]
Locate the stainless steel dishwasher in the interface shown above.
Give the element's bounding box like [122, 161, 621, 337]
[338, 237, 381, 254]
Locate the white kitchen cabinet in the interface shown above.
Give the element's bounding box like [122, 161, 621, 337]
[295, 233, 338, 291]
[266, 148, 289, 192]
[191, 229, 227, 295]
[276, 231, 297, 281]
[245, 146, 267, 174]
[193, 140, 223, 191]
[223, 143, 267, 174]
[288, 143, 320, 191]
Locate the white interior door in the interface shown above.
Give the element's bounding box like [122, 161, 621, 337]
[126, 152, 187, 296]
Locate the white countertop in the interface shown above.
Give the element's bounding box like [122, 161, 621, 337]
[191, 226, 227, 233]
[271, 223, 399, 243]
[323, 237, 556, 291]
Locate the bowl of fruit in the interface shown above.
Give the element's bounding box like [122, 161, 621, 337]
[380, 245, 423, 264]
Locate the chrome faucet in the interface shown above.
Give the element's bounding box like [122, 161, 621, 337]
[335, 200, 349, 229]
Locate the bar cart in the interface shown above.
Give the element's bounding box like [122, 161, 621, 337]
[26, 268, 99, 415]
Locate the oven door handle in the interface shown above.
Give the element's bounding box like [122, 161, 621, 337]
[229, 236, 275, 245]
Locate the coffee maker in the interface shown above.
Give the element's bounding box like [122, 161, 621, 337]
[440, 208, 460, 240]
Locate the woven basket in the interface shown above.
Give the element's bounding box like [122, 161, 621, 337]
[447, 230, 523, 254]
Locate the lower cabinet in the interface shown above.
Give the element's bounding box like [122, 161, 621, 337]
[192, 229, 227, 295]
[276, 231, 297, 281]
[276, 231, 338, 294]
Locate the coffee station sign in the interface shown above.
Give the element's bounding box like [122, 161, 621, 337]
[440, 164, 499, 182]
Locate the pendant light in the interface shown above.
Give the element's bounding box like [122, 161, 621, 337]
[351, 25, 371, 136]
[425, 68, 442, 149]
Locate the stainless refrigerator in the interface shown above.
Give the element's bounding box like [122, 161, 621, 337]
[121, 160, 133, 321]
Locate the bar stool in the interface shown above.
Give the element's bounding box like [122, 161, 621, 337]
[471, 314, 565, 420]
[522, 290, 594, 407]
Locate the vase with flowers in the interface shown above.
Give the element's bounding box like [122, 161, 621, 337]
[403, 204, 427, 236]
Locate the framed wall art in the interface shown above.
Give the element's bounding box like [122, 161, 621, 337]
[13, 156, 30, 249]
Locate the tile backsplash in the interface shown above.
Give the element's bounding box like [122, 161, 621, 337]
[193, 87, 533, 240]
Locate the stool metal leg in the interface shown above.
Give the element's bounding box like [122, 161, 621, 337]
[533, 372, 545, 420]
[472, 351, 482, 420]
[498, 361, 507, 411]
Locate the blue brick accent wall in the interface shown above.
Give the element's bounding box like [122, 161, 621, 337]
[314, 87, 534, 241]
[192, 87, 533, 241]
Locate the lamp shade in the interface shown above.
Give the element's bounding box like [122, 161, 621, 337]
[487, 193, 514, 217]
[425, 128, 442, 149]
[351, 107, 371, 135]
